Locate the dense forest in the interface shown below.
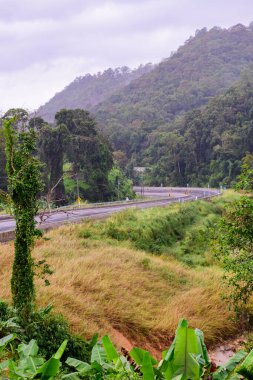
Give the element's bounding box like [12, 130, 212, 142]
[145, 73, 253, 186]
[0, 109, 134, 205]
[38, 22, 253, 187]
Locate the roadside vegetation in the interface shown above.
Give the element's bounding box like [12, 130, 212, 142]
[0, 192, 244, 354]
[2, 116, 253, 379]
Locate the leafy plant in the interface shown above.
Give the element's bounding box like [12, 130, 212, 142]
[213, 196, 253, 311]
[3, 115, 43, 319]
[0, 334, 67, 379]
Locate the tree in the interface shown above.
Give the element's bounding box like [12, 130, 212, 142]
[235, 153, 253, 191]
[3, 116, 43, 319]
[214, 196, 253, 311]
[108, 166, 135, 200]
[55, 109, 113, 202]
[38, 123, 69, 205]
[214, 156, 253, 312]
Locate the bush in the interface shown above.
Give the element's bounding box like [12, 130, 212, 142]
[0, 301, 91, 362]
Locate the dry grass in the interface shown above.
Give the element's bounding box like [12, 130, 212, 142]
[0, 220, 239, 357]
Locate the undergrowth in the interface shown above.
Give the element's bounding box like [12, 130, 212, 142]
[79, 197, 232, 266]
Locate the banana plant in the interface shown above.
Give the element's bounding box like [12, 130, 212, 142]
[129, 319, 210, 380]
[64, 320, 211, 380]
[64, 335, 139, 379]
[0, 336, 67, 379]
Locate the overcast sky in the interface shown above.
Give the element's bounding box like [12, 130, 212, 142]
[0, 0, 252, 112]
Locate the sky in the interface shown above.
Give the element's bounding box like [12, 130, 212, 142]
[0, 0, 253, 112]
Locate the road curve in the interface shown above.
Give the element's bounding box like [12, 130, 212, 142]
[0, 187, 220, 242]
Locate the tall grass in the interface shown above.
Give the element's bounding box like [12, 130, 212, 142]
[80, 199, 225, 266]
[0, 192, 243, 357]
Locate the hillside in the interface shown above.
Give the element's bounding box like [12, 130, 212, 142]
[92, 24, 253, 158]
[0, 195, 240, 354]
[37, 64, 154, 122]
[37, 23, 253, 187]
[144, 71, 253, 187]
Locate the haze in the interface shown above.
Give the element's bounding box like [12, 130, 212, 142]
[0, 0, 252, 112]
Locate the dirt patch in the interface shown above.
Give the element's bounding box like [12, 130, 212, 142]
[209, 336, 246, 366]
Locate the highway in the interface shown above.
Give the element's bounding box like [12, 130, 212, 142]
[0, 187, 220, 241]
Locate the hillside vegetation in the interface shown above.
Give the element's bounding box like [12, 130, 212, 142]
[37, 23, 253, 188]
[0, 194, 243, 356]
[37, 64, 154, 122]
[145, 74, 253, 187]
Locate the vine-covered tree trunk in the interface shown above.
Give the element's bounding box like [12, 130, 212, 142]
[12, 209, 36, 318]
[3, 113, 42, 320]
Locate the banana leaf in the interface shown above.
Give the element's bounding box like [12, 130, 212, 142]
[0, 334, 16, 352]
[237, 349, 253, 379]
[36, 339, 68, 380]
[213, 350, 247, 380]
[101, 335, 119, 362]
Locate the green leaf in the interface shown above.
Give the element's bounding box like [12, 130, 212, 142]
[62, 373, 80, 380]
[130, 347, 157, 366]
[101, 335, 119, 361]
[195, 328, 210, 367]
[0, 359, 9, 371]
[66, 357, 91, 373]
[0, 334, 16, 352]
[37, 357, 60, 380]
[18, 339, 39, 358]
[141, 351, 155, 380]
[89, 333, 99, 348]
[36, 340, 68, 380]
[237, 349, 253, 379]
[213, 350, 247, 380]
[53, 339, 68, 360]
[172, 319, 200, 380]
[91, 343, 107, 365]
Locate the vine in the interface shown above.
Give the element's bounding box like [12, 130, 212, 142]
[3, 117, 43, 319]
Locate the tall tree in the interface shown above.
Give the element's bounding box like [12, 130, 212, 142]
[3, 115, 43, 319]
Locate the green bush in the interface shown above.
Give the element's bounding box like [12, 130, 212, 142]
[21, 312, 90, 362]
[0, 301, 91, 363]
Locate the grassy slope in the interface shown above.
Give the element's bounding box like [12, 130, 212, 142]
[0, 192, 241, 356]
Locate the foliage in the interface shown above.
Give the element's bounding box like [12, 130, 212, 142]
[0, 318, 252, 379]
[35, 24, 253, 188]
[0, 301, 90, 363]
[0, 334, 67, 379]
[37, 65, 154, 123]
[101, 200, 221, 264]
[108, 166, 135, 200]
[58, 319, 212, 379]
[235, 153, 253, 191]
[212, 350, 247, 380]
[237, 349, 253, 379]
[3, 115, 43, 319]
[213, 196, 253, 311]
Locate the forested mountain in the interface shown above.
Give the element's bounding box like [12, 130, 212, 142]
[38, 23, 253, 187]
[37, 64, 154, 122]
[93, 24, 253, 160]
[145, 72, 253, 187]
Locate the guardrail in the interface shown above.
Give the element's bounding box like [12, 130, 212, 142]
[0, 187, 221, 243]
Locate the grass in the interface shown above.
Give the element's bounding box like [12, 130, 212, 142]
[0, 191, 243, 357]
[78, 195, 231, 266]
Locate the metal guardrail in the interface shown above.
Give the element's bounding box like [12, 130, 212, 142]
[0, 187, 221, 243]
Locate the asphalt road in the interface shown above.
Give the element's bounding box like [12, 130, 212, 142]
[0, 187, 220, 236]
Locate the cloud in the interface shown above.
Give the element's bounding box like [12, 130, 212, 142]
[0, 0, 252, 111]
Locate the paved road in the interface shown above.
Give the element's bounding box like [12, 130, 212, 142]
[0, 187, 220, 238]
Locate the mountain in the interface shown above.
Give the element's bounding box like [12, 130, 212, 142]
[38, 22, 253, 186]
[37, 64, 154, 122]
[92, 24, 253, 157]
